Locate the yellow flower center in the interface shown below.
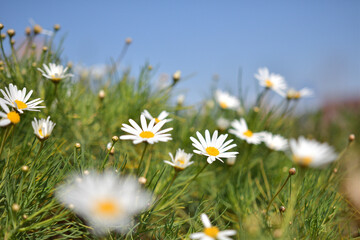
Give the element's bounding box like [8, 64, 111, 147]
[204, 226, 220, 238]
[51, 75, 62, 82]
[139, 131, 154, 139]
[14, 100, 27, 109]
[95, 199, 120, 217]
[206, 147, 219, 156]
[293, 155, 313, 167]
[219, 101, 228, 109]
[38, 128, 44, 137]
[243, 130, 253, 137]
[294, 92, 301, 99]
[155, 118, 160, 123]
[177, 158, 185, 165]
[265, 79, 273, 88]
[7, 111, 20, 124]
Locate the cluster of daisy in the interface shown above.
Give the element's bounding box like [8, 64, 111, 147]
[0, 84, 56, 141]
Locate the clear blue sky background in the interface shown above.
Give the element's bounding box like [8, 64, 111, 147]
[1, 1, 359, 107]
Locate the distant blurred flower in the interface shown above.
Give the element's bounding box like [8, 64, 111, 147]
[289, 136, 337, 168]
[226, 156, 236, 166]
[0, 83, 45, 113]
[254, 67, 287, 96]
[177, 94, 185, 106]
[32, 116, 56, 141]
[190, 213, 236, 240]
[190, 130, 238, 164]
[38, 63, 73, 83]
[164, 149, 194, 171]
[282, 88, 313, 100]
[216, 117, 230, 131]
[120, 114, 172, 144]
[215, 90, 240, 110]
[262, 132, 288, 151]
[56, 171, 152, 235]
[0, 100, 20, 126]
[229, 118, 263, 144]
[142, 110, 172, 124]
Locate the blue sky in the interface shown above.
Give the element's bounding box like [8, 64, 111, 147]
[1, 1, 359, 107]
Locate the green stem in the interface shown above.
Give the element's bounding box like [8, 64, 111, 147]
[266, 172, 292, 213]
[0, 127, 10, 159]
[136, 143, 149, 176]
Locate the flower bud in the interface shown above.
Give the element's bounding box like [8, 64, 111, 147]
[25, 27, 31, 36]
[138, 177, 147, 185]
[1, 33, 6, 39]
[289, 168, 296, 176]
[21, 165, 29, 172]
[279, 206, 286, 212]
[349, 134, 355, 143]
[112, 136, 119, 143]
[33, 24, 42, 35]
[12, 203, 20, 212]
[125, 37, 132, 44]
[0, 23, 3, 30]
[75, 143, 81, 149]
[148, 65, 153, 71]
[22, 214, 28, 219]
[10, 39, 15, 46]
[42, 46, 48, 52]
[7, 29, 15, 38]
[172, 70, 181, 83]
[98, 89, 105, 100]
[54, 24, 61, 31]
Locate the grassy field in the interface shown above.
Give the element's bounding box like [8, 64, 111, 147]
[0, 24, 359, 240]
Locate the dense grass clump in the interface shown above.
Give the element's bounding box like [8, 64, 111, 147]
[0, 24, 359, 239]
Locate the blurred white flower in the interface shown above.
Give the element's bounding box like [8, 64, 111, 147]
[226, 156, 236, 166]
[254, 67, 287, 96]
[190, 213, 236, 240]
[31, 116, 56, 140]
[120, 114, 172, 144]
[38, 63, 73, 83]
[261, 132, 288, 151]
[229, 118, 263, 145]
[214, 90, 240, 110]
[216, 117, 230, 131]
[289, 136, 337, 168]
[190, 130, 238, 164]
[0, 83, 45, 113]
[0, 100, 20, 126]
[164, 149, 194, 171]
[56, 171, 152, 236]
[177, 94, 185, 105]
[142, 110, 172, 124]
[282, 87, 313, 100]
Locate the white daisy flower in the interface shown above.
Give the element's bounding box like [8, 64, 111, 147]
[289, 136, 337, 168]
[262, 132, 288, 151]
[190, 213, 236, 240]
[254, 67, 287, 96]
[0, 83, 45, 113]
[229, 118, 263, 145]
[31, 116, 56, 140]
[216, 117, 230, 131]
[0, 100, 20, 127]
[190, 130, 238, 164]
[120, 114, 172, 144]
[56, 171, 152, 236]
[214, 90, 240, 110]
[38, 63, 73, 83]
[164, 149, 194, 171]
[142, 110, 172, 124]
[283, 87, 313, 100]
